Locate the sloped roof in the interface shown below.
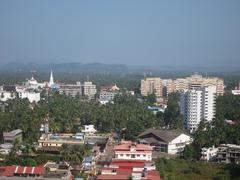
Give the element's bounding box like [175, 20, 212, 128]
[3, 129, 22, 137]
[114, 143, 153, 151]
[0, 166, 45, 177]
[138, 129, 189, 143]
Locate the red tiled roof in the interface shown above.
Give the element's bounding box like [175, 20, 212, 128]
[55, 82, 65, 85]
[34, 166, 45, 175]
[97, 174, 129, 180]
[0, 166, 45, 177]
[116, 168, 132, 175]
[97, 160, 161, 180]
[115, 151, 152, 155]
[114, 144, 153, 151]
[16, 166, 24, 174]
[101, 167, 115, 171]
[1, 166, 15, 176]
[148, 170, 160, 176]
[111, 160, 146, 168]
[145, 177, 161, 180]
[114, 144, 130, 151]
[25, 167, 32, 174]
[112, 159, 148, 163]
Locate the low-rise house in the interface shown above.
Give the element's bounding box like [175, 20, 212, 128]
[138, 129, 192, 155]
[81, 156, 95, 171]
[0, 165, 45, 177]
[201, 146, 218, 161]
[147, 106, 165, 114]
[232, 83, 240, 95]
[114, 141, 153, 161]
[217, 144, 240, 164]
[82, 125, 97, 135]
[97, 159, 160, 180]
[44, 161, 72, 179]
[0, 144, 13, 155]
[38, 133, 84, 152]
[74, 132, 85, 140]
[3, 129, 22, 144]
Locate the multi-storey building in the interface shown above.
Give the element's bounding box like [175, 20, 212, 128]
[3, 129, 22, 144]
[17, 88, 41, 103]
[180, 86, 216, 132]
[162, 79, 174, 96]
[217, 144, 240, 164]
[141, 77, 163, 102]
[201, 146, 218, 161]
[114, 140, 153, 161]
[59, 82, 82, 97]
[83, 81, 97, 100]
[99, 84, 120, 104]
[141, 74, 224, 99]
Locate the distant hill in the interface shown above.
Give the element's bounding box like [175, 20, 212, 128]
[0, 62, 129, 74]
[1, 62, 239, 76]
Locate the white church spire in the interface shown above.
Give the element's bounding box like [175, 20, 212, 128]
[49, 70, 54, 87]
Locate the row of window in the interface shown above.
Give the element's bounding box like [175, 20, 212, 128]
[117, 154, 150, 158]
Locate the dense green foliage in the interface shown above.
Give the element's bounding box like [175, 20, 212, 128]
[61, 144, 92, 165]
[155, 158, 240, 180]
[164, 92, 184, 129]
[146, 93, 157, 105]
[0, 92, 161, 144]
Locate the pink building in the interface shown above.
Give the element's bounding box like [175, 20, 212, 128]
[114, 141, 153, 161]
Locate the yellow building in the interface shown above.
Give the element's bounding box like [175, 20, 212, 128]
[141, 74, 224, 99]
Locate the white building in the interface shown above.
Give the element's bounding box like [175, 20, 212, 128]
[82, 125, 97, 135]
[138, 129, 192, 155]
[17, 89, 41, 103]
[25, 76, 47, 89]
[232, 82, 240, 95]
[0, 90, 15, 102]
[232, 90, 240, 95]
[180, 86, 216, 132]
[25, 76, 39, 89]
[201, 146, 218, 161]
[99, 84, 120, 104]
[114, 141, 153, 161]
[83, 82, 97, 99]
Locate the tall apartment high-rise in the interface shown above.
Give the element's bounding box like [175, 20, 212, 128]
[83, 81, 97, 100]
[141, 77, 163, 102]
[180, 86, 216, 133]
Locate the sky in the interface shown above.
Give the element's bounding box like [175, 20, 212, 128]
[0, 0, 240, 68]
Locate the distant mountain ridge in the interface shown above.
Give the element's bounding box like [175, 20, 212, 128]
[1, 62, 240, 75]
[0, 62, 129, 74]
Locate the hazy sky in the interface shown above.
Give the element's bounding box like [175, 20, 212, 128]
[0, 1, 240, 67]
